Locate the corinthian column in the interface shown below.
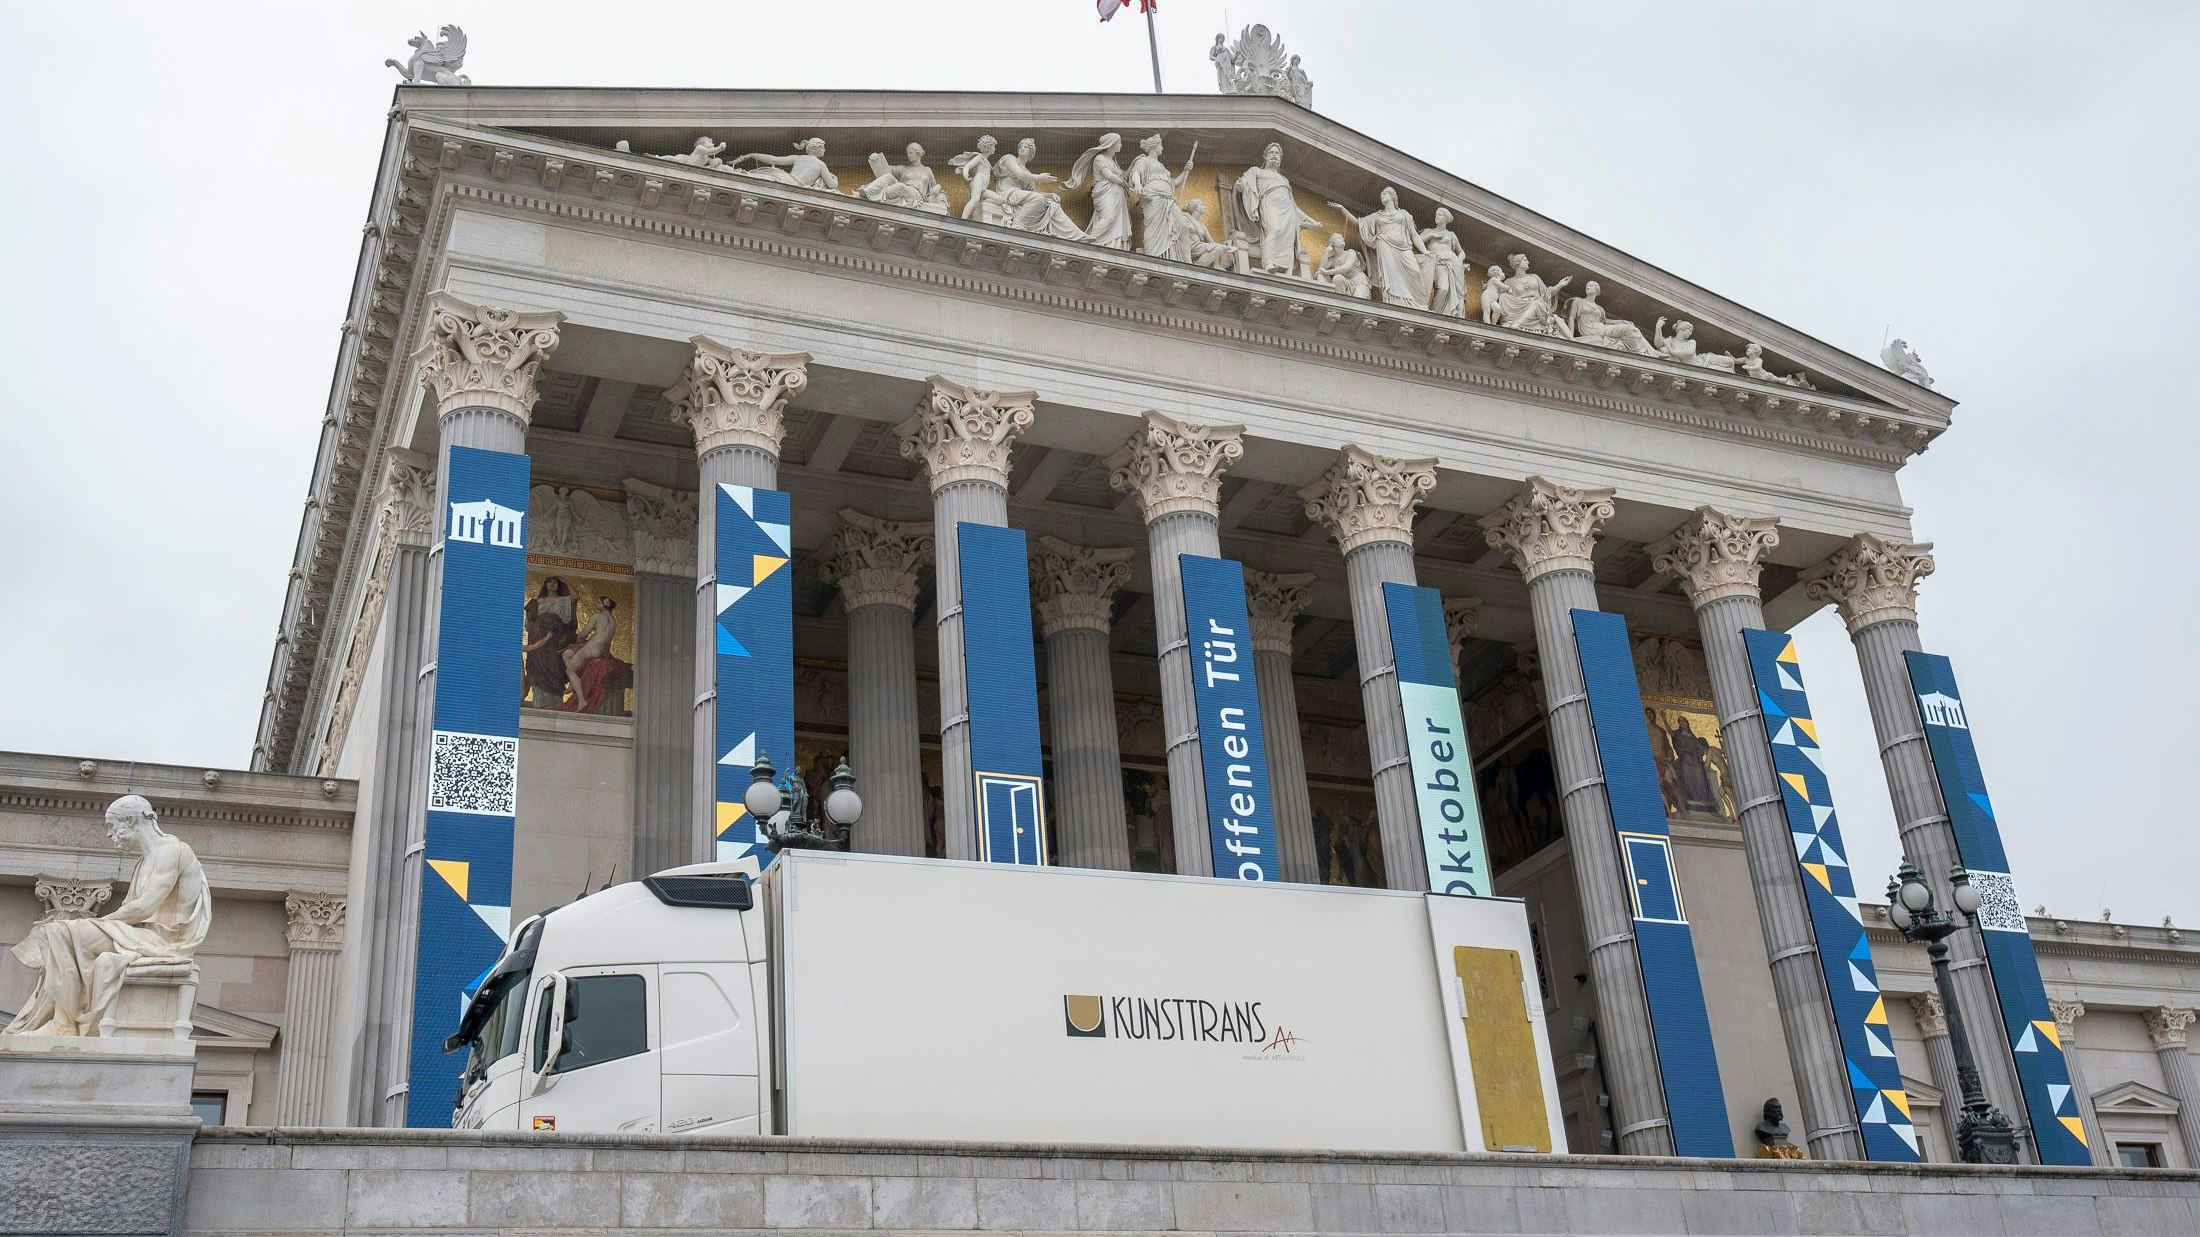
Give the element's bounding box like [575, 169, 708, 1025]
[2050, 999, 2112, 1165]
[670, 339, 809, 863]
[1910, 992, 1964, 1159]
[2143, 1006, 2200, 1165]
[1032, 537, 1136, 870]
[1482, 476, 1673, 1157]
[1648, 508, 1862, 1160]
[624, 480, 699, 877]
[1802, 535, 2025, 1131]
[275, 893, 346, 1126]
[1247, 570, 1318, 884]
[1443, 597, 1484, 680]
[1301, 446, 1436, 892]
[897, 378, 1035, 858]
[1107, 411, 1246, 876]
[820, 510, 935, 857]
[388, 294, 561, 1125]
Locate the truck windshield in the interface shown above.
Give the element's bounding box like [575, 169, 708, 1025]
[459, 968, 532, 1081]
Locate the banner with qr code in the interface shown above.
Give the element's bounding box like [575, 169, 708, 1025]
[711, 484, 794, 877]
[1744, 630, 1920, 1162]
[407, 445, 530, 1127]
[959, 522, 1047, 865]
[1906, 651, 2090, 1166]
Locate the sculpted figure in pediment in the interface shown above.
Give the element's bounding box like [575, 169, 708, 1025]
[949, 136, 1003, 223]
[1181, 201, 1252, 274]
[1128, 135, 1198, 260]
[1654, 318, 1739, 372]
[991, 139, 1091, 242]
[732, 138, 841, 194]
[1565, 281, 1657, 356]
[1486, 253, 1572, 337]
[1317, 235, 1371, 300]
[1740, 342, 1814, 389]
[1328, 188, 1428, 310]
[1236, 143, 1324, 277]
[1419, 208, 1469, 318]
[1065, 134, 1134, 249]
[855, 143, 951, 216]
[660, 136, 728, 170]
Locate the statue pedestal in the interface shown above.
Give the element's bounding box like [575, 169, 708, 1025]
[0, 1035, 198, 1236]
[99, 963, 200, 1041]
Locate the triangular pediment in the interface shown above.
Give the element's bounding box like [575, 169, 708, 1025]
[191, 1003, 279, 1051]
[2094, 1079, 2181, 1115]
[1899, 1074, 1945, 1108]
[396, 87, 1945, 413]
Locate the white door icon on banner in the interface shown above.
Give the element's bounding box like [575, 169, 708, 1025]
[976, 773, 1046, 866]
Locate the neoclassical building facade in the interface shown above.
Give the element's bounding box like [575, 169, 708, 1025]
[10, 81, 2184, 1164]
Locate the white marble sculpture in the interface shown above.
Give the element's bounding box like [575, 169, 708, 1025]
[1564, 281, 1657, 356]
[1181, 201, 1252, 273]
[1317, 234, 1371, 299]
[1881, 338, 1934, 387]
[1217, 26, 1313, 107]
[1064, 134, 1134, 250]
[387, 25, 470, 86]
[731, 138, 842, 194]
[1236, 143, 1324, 277]
[1485, 254, 1572, 337]
[4, 796, 210, 1038]
[1327, 188, 1427, 309]
[1127, 134, 1196, 260]
[988, 140, 1090, 241]
[949, 137, 1002, 222]
[1654, 318, 1739, 372]
[1419, 208, 1469, 319]
[1739, 342, 1814, 389]
[659, 136, 728, 170]
[854, 143, 951, 215]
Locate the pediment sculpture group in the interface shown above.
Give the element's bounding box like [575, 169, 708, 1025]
[648, 131, 1814, 389]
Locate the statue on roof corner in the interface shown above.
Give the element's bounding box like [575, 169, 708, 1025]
[1215, 25, 1314, 108]
[1880, 338, 1934, 387]
[387, 25, 471, 86]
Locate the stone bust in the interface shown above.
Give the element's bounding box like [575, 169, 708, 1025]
[1753, 1097, 1804, 1159]
[4, 795, 211, 1037]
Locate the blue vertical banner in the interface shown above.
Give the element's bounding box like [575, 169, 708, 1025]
[1571, 608, 1734, 1158]
[711, 484, 794, 876]
[1382, 583, 1490, 896]
[1180, 555, 1280, 881]
[1744, 630, 1922, 1162]
[1905, 651, 2091, 1166]
[959, 522, 1047, 865]
[408, 445, 530, 1127]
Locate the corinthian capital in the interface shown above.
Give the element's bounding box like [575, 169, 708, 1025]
[1444, 596, 1484, 676]
[376, 452, 438, 549]
[413, 291, 564, 420]
[895, 376, 1037, 492]
[1298, 445, 1438, 555]
[1479, 476, 1617, 584]
[1647, 507, 1782, 607]
[820, 509, 935, 612]
[283, 892, 347, 950]
[2048, 998, 2087, 1044]
[667, 337, 811, 460]
[1245, 569, 1316, 655]
[1031, 536, 1135, 637]
[1104, 410, 1246, 523]
[1908, 991, 1947, 1038]
[32, 876, 113, 923]
[622, 478, 698, 576]
[2144, 1005, 2195, 1051]
[1800, 533, 1936, 633]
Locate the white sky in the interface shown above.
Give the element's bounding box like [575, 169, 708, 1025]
[2, 1, 2193, 922]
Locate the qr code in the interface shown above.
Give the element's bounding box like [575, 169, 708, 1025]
[1968, 869, 2024, 933]
[428, 730, 518, 816]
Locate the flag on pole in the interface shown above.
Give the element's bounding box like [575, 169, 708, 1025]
[1098, 0, 1156, 21]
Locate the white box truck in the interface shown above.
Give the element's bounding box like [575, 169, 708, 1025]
[447, 851, 1565, 1154]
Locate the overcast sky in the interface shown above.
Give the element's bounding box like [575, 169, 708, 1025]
[3, 1, 2193, 922]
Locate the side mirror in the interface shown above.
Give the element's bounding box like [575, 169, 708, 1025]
[529, 973, 568, 1094]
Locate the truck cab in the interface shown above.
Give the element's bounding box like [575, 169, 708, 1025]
[447, 865, 768, 1134]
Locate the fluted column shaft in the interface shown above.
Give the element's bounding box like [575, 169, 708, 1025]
[1045, 625, 1131, 869]
[1915, 1003, 1965, 1161]
[1849, 615, 2027, 1131]
[691, 445, 778, 863]
[1523, 564, 1673, 1156]
[1343, 539, 1423, 890]
[1255, 648, 1318, 883]
[1693, 589, 1863, 1160]
[2145, 1009, 2200, 1166]
[846, 599, 926, 855]
[2050, 1003, 2112, 1166]
[632, 569, 697, 875]
[1149, 510, 1224, 876]
[275, 894, 345, 1126]
[930, 480, 1010, 858]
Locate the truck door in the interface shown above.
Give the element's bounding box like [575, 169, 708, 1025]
[521, 966, 658, 1134]
[658, 964, 761, 1133]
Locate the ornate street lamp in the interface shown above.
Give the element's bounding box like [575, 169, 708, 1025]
[745, 752, 863, 852]
[1885, 860, 2020, 1165]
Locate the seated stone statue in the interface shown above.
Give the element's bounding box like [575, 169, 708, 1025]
[1754, 1097, 1805, 1159]
[854, 143, 951, 216]
[4, 795, 210, 1038]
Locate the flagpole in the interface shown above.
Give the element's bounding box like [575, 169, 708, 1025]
[1145, 7, 1164, 93]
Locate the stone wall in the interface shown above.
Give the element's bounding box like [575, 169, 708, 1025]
[178, 1129, 2199, 1236]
